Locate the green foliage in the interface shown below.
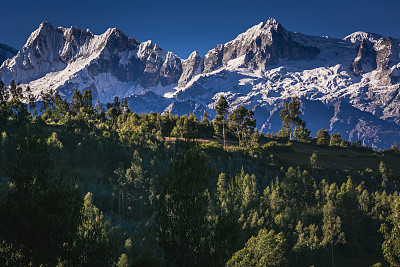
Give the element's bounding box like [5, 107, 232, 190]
[67, 192, 118, 267]
[156, 147, 211, 266]
[171, 113, 199, 140]
[316, 128, 330, 145]
[0, 137, 82, 266]
[293, 125, 311, 142]
[116, 253, 129, 267]
[0, 81, 398, 266]
[380, 197, 400, 266]
[309, 151, 318, 169]
[215, 95, 229, 148]
[228, 105, 257, 148]
[330, 133, 342, 146]
[227, 229, 287, 267]
[279, 97, 310, 141]
[321, 200, 346, 267]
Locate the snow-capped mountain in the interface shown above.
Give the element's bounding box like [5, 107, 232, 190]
[0, 43, 18, 65]
[1, 18, 400, 149]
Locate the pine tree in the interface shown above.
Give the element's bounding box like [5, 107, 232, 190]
[95, 100, 106, 121]
[82, 89, 94, 115]
[71, 89, 83, 115]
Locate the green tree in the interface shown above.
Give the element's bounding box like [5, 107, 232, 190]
[217, 173, 228, 210]
[293, 221, 320, 265]
[228, 105, 256, 148]
[279, 97, 308, 140]
[71, 89, 83, 115]
[380, 199, 400, 266]
[8, 81, 29, 123]
[215, 95, 229, 149]
[293, 125, 311, 142]
[321, 200, 346, 267]
[82, 89, 94, 116]
[116, 253, 129, 267]
[315, 128, 330, 145]
[0, 137, 82, 266]
[156, 147, 211, 266]
[95, 100, 106, 121]
[379, 161, 388, 187]
[0, 81, 8, 104]
[309, 151, 318, 169]
[330, 133, 342, 146]
[227, 228, 287, 267]
[70, 192, 118, 267]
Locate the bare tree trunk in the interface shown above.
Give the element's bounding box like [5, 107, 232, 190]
[118, 192, 121, 222]
[237, 126, 240, 148]
[223, 120, 226, 149]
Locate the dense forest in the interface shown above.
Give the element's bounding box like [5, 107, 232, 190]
[0, 80, 399, 266]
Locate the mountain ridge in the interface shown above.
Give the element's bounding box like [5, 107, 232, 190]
[1, 18, 400, 149]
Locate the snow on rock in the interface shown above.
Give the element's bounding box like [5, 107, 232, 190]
[1, 19, 400, 148]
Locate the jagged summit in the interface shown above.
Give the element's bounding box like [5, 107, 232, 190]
[202, 17, 319, 72]
[0, 22, 182, 98]
[187, 51, 200, 60]
[344, 31, 383, 43]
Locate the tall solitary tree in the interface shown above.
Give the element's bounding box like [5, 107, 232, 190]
[279, 97, 309, 140]
[215, 95, 229, 149]
[228, 105, 256, 148]
[321, 200, 346, 267]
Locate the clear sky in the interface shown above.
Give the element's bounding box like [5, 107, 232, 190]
[1, 0, 399, 59]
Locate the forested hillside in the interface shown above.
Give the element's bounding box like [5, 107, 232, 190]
[0, 81, 399, 266]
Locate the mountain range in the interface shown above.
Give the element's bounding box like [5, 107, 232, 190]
[1, 18, 400, 149]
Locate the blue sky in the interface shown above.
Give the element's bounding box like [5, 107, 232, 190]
[1, 0, 399, 58]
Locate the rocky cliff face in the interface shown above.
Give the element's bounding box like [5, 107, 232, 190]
[0, 43, 18, 66]
[351, 39, 377, 75]
[1, 18, 400, 148]
[202, 18, 320, 73]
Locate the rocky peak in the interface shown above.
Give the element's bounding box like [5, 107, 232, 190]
[187, 51, 200, 60]
[202, 17, 319, 72]
[178, 51, 202, 87]
[25, 21, 61, 47]
[351, 39, 377, 75]
[265, 17, 280, 28]
[63, 26, 94, 45]
[102, 27, 139, 52]
[344, 31, 383, 44]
